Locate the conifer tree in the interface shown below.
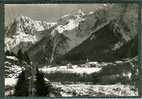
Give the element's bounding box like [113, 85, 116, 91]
[35, 68, 49, 96]
[5, 50, 11, 56]
[11, 52, 16, 56]
[14, 70, 29, 96]
[17, 49, 24, 63]
[24, 51, 30, 64]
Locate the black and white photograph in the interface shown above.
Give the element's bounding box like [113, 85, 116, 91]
[4, 4, 139, 97]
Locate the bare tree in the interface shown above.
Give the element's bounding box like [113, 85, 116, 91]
[49, 32, 70, 64]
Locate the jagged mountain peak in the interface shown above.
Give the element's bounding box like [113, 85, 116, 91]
[75, 9, 86, 16]
[15, 15, 32, 22]
[51, 10, 87, 36]
[5, 16, 57, 53]
[7, 15, 56, 36]
[58, 11, 85, 25]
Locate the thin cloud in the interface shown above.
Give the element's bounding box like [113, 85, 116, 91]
[5, 4, 107, 26]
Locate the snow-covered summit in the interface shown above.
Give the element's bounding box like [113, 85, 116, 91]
[5, 16, 56, 53]
[13, 15, 56, 35]
[52, 12, 85, 35]
[76, 9, 86, 16]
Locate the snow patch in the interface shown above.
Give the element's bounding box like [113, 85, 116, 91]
[6, 56, 18, 61]
[39, 65, 101, 74]
[5, 78, 18, 86]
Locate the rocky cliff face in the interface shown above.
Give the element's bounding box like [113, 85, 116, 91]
[62, 19, 138, 63]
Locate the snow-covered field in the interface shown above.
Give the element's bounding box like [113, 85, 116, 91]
[38, 59, 135, 75]
[51, 83, 138, 96]
[5, 78, 18, 96]
[5, 78, 18, 86]
[5, 78, 138, 96]
[39, 65, 101, 74]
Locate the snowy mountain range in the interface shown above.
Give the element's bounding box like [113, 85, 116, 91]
[5, 4, 138, 66]
[4, 4, 139, 96]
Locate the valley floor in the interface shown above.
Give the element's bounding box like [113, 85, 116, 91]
[5, 56, 138, 97]
[5, 78, 138, 97]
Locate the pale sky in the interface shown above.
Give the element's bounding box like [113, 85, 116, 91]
[5, 4, 108, 26]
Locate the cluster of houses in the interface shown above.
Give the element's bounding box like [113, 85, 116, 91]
[66, 61, 100, 69]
